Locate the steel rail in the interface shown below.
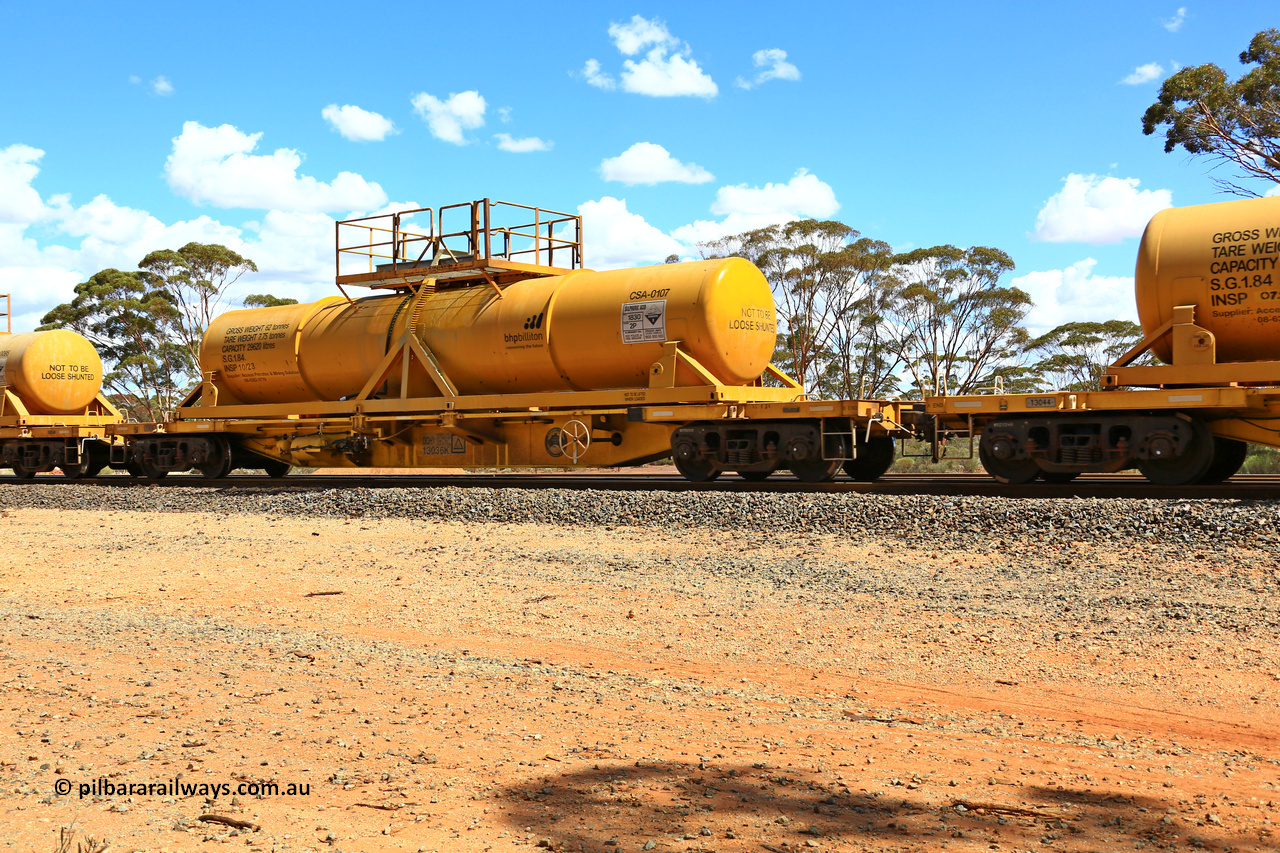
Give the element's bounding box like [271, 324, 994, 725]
[7, 472, 1280, 500]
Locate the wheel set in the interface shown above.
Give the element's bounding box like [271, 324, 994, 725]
[977, 417, 1249, 487]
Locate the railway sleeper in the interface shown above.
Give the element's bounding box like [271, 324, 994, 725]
[979, 414, 1246, 486]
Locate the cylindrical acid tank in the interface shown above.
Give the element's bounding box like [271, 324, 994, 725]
[201, 258, 778, 404]
[0, 330, 104, 414]
[1135, 194, 1280, 363]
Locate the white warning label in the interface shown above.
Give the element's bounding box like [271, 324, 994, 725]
[621, 300, 667, 344]
[0, 356, 7, 387]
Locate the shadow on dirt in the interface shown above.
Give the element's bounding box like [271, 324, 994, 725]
[494, 759, 1235, 851]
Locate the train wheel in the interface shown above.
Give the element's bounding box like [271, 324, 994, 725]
[62, 444, 108, 479]
[843, 436, 895, 482]
[60, 456, 91, 478]
[978, 442, 1039, 484]
[1039, 471, 1079, 484]
[790, 458, 843, 483]
[137, 457, 169, 479]
[11, 463, 36, 480]
[739, 469, 772, 482]
[674, 457, 720, 482]
[261, 459, 292, 478]
[126, 460, 145, 478]
[1136, 419, 1213, 486]
[197, 437, 233, 479]
[1197, 437, 1248, 484]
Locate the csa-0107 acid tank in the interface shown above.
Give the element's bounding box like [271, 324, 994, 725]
[1135, 194, 1280, 363]
[0, 330, 105, 414]
[201, 258, 778, 403]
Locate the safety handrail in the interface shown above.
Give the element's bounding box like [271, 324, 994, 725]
[336, 199, 582, 279]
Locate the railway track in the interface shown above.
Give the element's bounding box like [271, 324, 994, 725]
[8, 471, 1280, 499]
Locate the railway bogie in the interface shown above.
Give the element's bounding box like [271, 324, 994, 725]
[1, 436, 113, 478]
[928, 386, 1280, 485]
[671, 417, 869, 483]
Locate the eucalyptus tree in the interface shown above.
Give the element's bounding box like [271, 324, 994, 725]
[1142, 28, 1280, 195]
[823, 236, 897, 399]
[1030, 320, 1146, 391]
[138, 243, 258, 369]
[881, 245, 1031, 398]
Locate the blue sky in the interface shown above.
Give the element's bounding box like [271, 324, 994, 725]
[1, 1, 1275, 333]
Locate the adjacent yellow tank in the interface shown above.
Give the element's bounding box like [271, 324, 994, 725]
[0, 330, 104, 414]
[202, 258, 779, 404]
[1135, 194, 1280, 363]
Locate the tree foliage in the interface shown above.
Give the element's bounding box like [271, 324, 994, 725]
[1142, 28, 1280, 195]
[138, 243, 258, 369]
[879, 245, 1031, 397]
[1029, 320, 1146, 391]
[243, 294, 299, 307]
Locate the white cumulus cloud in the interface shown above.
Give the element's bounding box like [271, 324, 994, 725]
[581, 58, 616, 90]
[578, 197, 684, 269]
[151, 76, 174, 96]
[735, 48, 801, 90]
[0, 144, 388, 330]
[711, 170, 838, 218]
[608, 15, 679, 55]
[1032, 174, 1171, 244]
[494, 133, 552, 153]
[0, 144, 52, 224]
[1013, 259, 1138, 334]
[164, 121, 388, 213]
[1120, 62, 1164, 85]
[621, 48, 717, 98]
[410, 90, 486, 144]
[672, 170, 840, 245]
[1163, 7, 1187, 32]
[322, 104, 397, 142]
[600, 143, 713, 185]
[581, 15, 717, 98]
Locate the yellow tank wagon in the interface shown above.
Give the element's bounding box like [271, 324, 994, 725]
[0, 299, 124, 478]
[927, 196, 1280, 486]
[129, 200, 912, 483]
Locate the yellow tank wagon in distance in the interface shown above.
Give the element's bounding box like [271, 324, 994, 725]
[927, 196, 1280, 486]
[0, 297, 125, 478]
[136, 199, 913, 483]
